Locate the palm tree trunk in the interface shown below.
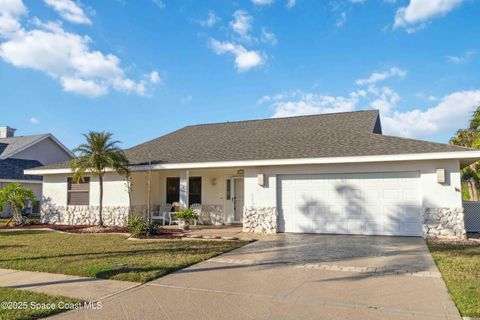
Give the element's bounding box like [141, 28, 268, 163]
[12, 205, 25, 226]
[99, 174, 104, 227]
[470, 178, 479, 201]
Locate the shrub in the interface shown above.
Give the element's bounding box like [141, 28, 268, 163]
[176, 208, 198, 222]
[126, 215, 158, 238]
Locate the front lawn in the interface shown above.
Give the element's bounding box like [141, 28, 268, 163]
[0, 287, 82, 320]
[428, 242, 480, 318]
[0, 230, 246, 283]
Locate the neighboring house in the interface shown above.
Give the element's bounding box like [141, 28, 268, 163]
[0, 126, 74, 216]
[26, 110, 480, 238]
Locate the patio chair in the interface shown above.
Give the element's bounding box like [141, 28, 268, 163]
[169, 202, 180, 225]
[152, 203, 172, 226]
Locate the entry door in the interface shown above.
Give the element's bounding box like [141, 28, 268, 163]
[233, 178, 244, 223]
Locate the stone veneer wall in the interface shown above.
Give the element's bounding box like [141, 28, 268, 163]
[243, 207, 277, 234]
[423, 208, 466, 239]
[41, 203, 130, 226]
[198, 205, 224, 225]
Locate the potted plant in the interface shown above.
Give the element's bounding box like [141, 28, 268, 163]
[175, 208, 198, 231]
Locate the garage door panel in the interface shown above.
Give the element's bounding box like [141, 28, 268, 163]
[278, 172, 422, 236]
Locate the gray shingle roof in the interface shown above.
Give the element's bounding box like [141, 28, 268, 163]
[0, 134, 48, 159]
[0, 158, 43, 180]
[34, 110, 470, 170]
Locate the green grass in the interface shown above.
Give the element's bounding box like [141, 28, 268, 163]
[0, 230, 246, 283]
[428, 242, 480, 317]
[0, 287, 82, 320]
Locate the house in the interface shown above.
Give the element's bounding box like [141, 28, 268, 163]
[25, 110, 480, 238]
[0, 126, 74, 215]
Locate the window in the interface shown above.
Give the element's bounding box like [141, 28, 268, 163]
[166, 177, 180, 204]
[189, 177, 202, 204]
[226, 179, 231, 200]
[67, 177, 90, 206]
[165, 176, 202, 205]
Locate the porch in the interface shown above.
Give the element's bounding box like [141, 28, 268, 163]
[129, 168, 246, 225]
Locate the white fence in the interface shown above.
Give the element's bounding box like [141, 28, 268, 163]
[463, 201, 480, 232]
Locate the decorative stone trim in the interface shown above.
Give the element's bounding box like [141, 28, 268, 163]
[41, 203, 129, 226]
[243, 206, 277, 234]
[423, 208, 466, 239]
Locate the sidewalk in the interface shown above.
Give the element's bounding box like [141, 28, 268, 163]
[0, 268, 140, 300]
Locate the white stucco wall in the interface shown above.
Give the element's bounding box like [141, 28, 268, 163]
[42, 173, 130, 207]
[14, 137, 72, 165]
[42, 169, 239, 209]
[40, 159, 462, 213]
[244, 159, 462, 210]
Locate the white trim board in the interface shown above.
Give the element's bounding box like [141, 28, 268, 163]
[25, 150, 480, 175]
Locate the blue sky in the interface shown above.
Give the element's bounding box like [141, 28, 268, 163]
[0, 0, 479, 149]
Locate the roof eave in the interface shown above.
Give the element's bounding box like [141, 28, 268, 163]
[24, 150, 480, 175]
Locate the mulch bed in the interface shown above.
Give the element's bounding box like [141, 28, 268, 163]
[0, 224, 92, 232]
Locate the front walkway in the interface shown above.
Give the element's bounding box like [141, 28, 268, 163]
[50, 234, 461, 320]
[0, 268, 139, 300]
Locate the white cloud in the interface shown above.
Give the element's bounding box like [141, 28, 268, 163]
[260, 28, 277, 46]
[447, 50, 476, 64]
[0, 0, 27, 37]
[382, 90, 480, 138]
[61, 76, 107, 97]
[251, 0, 274, 5]
[230, 10, 253, 41]
[394, 0, 464, 30]
[349, 0, 366, 3]
[286, 0, 296, 8]
[199, 11, 219, 27]
[369, 86, 399, 113]
[29, 117, 39, 124]
[262, 66, 480, 140]
[43, 0, 91, 25]
[336, 11, 347, 27]
[149, 71, 161, 84]
[0, 2, 157, 97]
[355, 67, 406, 86]
[181, 95, 192, 104]
[262, 91, 360, 118]
[152, 0, 165, 9]
[209, 38, 265, 72]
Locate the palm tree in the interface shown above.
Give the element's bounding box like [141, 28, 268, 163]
[0, 183, 36, 226]
[450, 106, 480, 200]
[70, 132, 129, 227]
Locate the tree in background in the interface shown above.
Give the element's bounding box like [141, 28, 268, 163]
[70, 132, 129, 227]
[450, 106, 480, 200]
[0, 183, 36, 226]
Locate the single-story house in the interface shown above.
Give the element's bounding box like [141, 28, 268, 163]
[0, 126, 74, 215]
[25, 110, 480, 238]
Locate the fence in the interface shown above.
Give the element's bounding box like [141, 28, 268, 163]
[463, 201, 480, 232]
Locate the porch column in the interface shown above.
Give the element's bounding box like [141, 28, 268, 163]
[179, 170, 189, 210]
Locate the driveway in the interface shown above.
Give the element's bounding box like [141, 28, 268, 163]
[52, 235, 461, 320]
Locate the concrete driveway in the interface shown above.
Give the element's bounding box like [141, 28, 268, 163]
[53, 235, 461, 320]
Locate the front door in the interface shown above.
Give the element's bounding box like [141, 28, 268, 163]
[225, 177, 244, 223]
[233, 178, 244, 223]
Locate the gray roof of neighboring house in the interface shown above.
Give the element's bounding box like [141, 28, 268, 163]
[35, 110, 470, 170]
[0, 134, 49, 159]
[0, 158, 43, 181]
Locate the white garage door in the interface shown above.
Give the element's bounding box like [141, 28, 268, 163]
[278, 172, 422, 236]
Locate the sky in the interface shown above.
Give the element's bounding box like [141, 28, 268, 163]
[0, 0, 479, 149]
